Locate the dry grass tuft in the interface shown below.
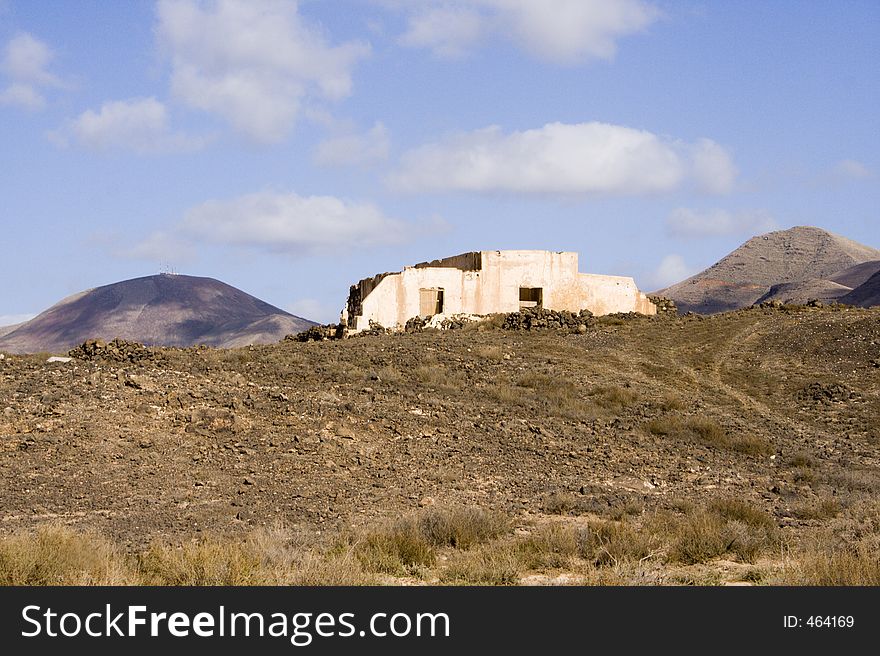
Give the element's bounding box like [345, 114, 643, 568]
[589, 384, 639, 409]
[781, 536, 880, 585]
[645, 416, 773, 456]
[140, 540, 264, 585]
[577, 520, 663, 567]
[515, 523, 579, 570]
[542, 491, 577, 515]
[790, 496, 842, 521]
[664, 501, 779, 564]
[474, 345, 504, 361]
[440, 545, 520, 585]
[0, 524, 134, 585]
[515, 372, 555, 389]
[355, 518, 435, 575]
[418, 506, 510, 549]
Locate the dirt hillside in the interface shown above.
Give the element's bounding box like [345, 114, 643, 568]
[1, 306, 877, 585]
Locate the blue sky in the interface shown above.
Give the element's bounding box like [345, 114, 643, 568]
[1, 0, 877, 325]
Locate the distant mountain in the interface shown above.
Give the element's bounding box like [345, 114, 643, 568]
[657, 226, 880, 314]
[0, 274, 316, 354]
[0, 322, 25, 339]
[841, 270, 880, 307]
[755, 279, 853, 306]
[829, 260, 880, 289]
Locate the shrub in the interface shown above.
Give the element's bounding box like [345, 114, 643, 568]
[542, 491, 576, 515]
[708, 498, 776, 530]
[139, 540, 263, 585]
[515, 523, 579, 570]
[666, 502, 779, 565]
[576, 521, 662, 567]
[440, 545, 520, 585]
[355, 519, 435, 575]
[783, 537, 880, 585]
[516, 373, 555, 389]
[418, 507, 510, 549]
[790, 497, 841, 520]
[0, 525, 134, 585]
[589, 385, 639, 409]
[645, 416, 772, 455]
[667, 510, 729, 565]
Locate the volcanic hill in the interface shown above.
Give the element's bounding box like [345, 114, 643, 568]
[0, 273, 315, 354]
[658, 226, 880, 314]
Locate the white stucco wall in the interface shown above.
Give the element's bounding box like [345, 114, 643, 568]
[350, 250, 655, 331]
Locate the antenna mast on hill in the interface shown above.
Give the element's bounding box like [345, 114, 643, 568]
[159, 262, 178, 276]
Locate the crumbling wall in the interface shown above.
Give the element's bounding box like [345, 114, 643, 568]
[346, 272, 394, 328]
[577, 273, 656, 316]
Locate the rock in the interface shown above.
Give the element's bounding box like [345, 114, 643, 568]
[797, 382, 860, 405]
[186, 407, 236, 432]
[647, 295, 678, 315]
[124, 374, 156, 391]
[288, 323, 345, 342]
[501, 307, 594, 332]
[69, 338, 152, 363]
[46, 356, 73, 363]
[405, 316, 428, 332]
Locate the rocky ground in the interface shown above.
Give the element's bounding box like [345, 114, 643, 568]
[1, 305, 878, 583]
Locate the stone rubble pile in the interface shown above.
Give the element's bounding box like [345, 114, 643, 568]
[648, 295, 678, 315]
[756, 299, 853, 311]
[68, 338, 154, 363]
[797, 382, 861, 405]
[501, 307, 594, 332]
[287, 324, 345, 342]
[290, 305, 666, 340]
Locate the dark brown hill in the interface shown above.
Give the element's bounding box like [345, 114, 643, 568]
[830, 260, 880, 289]
[841, 270, 880, 307]
[755, 278, 853, 306]
[658, 226, 880, 313]
[0, 274, 315, 354]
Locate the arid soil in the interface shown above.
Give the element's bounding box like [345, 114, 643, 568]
[1, 306, 878, 583]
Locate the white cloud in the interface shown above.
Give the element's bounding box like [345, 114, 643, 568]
[287, 298, 336, 323]
[833, 159, 873, 180]
[0, 82, 45, 110]
[394, 0, 660, 64]
[690, 138, 737, 194]
[313, 122, 390, 166]
[0, 32, 62, 110]
[53, 97, 209, 154]
[667, 208, 777, 239]
[648, 254, 694, 289]
[389, 121, 735, 195]
[156, 0, 370, 143]
[116, 230, 197, 263]
[399, 5, 484, 58]
[178, 190, 419, 253]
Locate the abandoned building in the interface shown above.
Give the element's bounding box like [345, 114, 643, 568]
[343, 250, 656, 332]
